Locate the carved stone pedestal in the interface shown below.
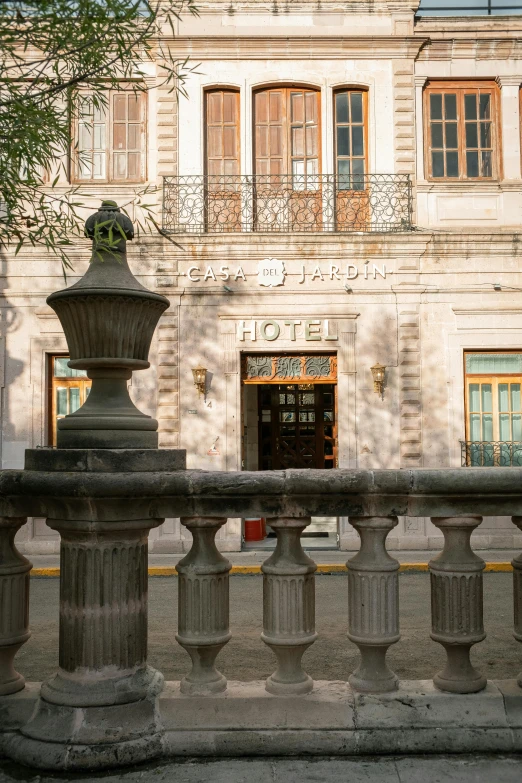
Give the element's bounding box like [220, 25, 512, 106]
[429, 516, 486, 694]
[0, 517, 31, 696]
[8, 513, 164, 771]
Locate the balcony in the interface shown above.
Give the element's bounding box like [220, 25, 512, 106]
[162, 174, 413, 235]
[461, 440, 522, 466]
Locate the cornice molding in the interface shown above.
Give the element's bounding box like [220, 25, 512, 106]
[417, 38, 522, 61]
[190, 0, 405, 12]
[496, 75, 522, 87]
[166, 35, 428, 59]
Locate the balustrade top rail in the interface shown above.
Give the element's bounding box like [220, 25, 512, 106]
[162, 174, 412, 235]
[2, 462, 522, 519]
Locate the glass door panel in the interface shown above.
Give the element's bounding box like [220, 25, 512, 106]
[465, 371, 522, 466]
[51, 356, 91, 446]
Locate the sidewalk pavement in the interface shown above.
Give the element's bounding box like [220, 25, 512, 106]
[1, 755, 522, 782]
[27, 548, 517, 575]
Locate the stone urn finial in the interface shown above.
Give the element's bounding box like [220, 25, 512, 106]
[47, 201, 170, 448]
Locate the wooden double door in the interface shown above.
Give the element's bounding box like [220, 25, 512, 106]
[258, 383, 337, 470]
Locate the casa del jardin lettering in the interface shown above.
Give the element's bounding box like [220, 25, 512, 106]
[185, 257, 392, 285]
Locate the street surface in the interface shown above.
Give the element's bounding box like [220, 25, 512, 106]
[1, 756, 521, 782]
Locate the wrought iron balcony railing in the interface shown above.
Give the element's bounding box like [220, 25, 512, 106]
[461, 440, 522, 466]
[162, 174, 412, 234]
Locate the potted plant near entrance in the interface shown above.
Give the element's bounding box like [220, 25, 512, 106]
[47, 200, 170, 448]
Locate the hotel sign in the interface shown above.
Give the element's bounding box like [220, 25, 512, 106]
[237, 319, 338, 342]
[185, 259, 391, 284]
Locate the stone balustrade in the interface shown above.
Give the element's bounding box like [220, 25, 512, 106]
[1, 459, 522, 770]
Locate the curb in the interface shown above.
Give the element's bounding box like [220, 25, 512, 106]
[29, 562, 513, 577]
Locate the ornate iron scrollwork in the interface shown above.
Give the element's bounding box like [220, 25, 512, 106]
[162, 174, 412, 234]
[275, 357, 301, 379]
[304, 356, 331, 378]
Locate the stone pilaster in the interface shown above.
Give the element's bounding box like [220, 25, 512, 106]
[393, 60, 416, 177]
[496, 76, 522, 181]
[399, 304, 423, 467]
[512, 516, 522, 687]
[156, 68, 178, 180]
[261, 517, 317, 695]
[346, 516, 400, 693]
[414, 76, 428, 183]
[429, 517, 486, 694]
[0, 517, 31, 696]
[157, 310, 180, 449]
[177, 517, 231, 694]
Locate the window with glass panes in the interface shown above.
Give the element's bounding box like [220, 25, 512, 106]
[465, 353, 522, 444]
[49, 356, 91, 446]
[334, 90, 367, 190]
[425, 83, 497, 180]
[76, 92, 145, 182]
[254, 87, 320, 187]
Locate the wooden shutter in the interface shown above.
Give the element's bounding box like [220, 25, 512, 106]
[111, 92, 145, 182]
[254, 87, 320, 179]
[205, 89, 240, 178]
[254, 88, 285, 177]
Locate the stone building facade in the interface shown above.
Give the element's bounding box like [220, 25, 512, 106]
[4, 0, 522, 553]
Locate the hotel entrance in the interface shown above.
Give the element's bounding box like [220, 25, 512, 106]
[241, 353, 338, 549]
[257, 383, 336, 470]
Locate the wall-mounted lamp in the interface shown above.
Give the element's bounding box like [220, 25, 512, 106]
[370, 363, 386, 398]
[192, 365, 207, 398]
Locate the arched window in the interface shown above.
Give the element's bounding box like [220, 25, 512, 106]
[333, 89, 368, 189]
[254, 87, 320, 184]
[205, 88, 240, 178]
[204, 88, 241, 231]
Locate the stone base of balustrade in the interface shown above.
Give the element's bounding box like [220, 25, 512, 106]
[0, 687, 162, 771]
[1, 679, 522, 769]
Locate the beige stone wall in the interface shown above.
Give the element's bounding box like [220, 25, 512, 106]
[5, 3, 522, 552]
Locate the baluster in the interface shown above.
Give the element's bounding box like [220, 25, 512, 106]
[261, 517, 317, 695]
[177, 517, 231, 695]
[346, 516, 399, 693]
[429, 516, 486, 693]
[0, 517, 31, 696]
[512, 516, 522, 687]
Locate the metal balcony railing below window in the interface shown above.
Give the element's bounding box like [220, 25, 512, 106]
[461, 440, 522, 466]
[161, 174, 412, 235]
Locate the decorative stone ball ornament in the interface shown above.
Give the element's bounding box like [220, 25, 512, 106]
[47, 200, 170, 448]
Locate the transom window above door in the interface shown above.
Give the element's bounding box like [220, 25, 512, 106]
[254, 87, 320, 186]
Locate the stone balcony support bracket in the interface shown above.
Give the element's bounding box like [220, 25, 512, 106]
[346, 516, 400, 694]
[429, 516, 486, 694]
[261, 517, 317, 696]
